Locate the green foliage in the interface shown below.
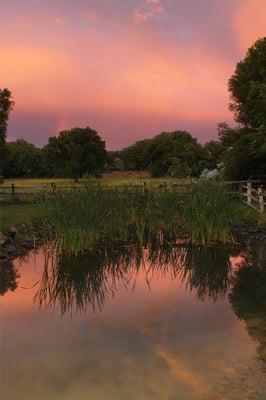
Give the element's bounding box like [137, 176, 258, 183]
[120, 139, 151, 171]
[229, 37, 266, 128]
[43, 127, 107, 180]
[5, 140, 43, 178]
[116, 131, 204, 177]
[182, 181, 236, 244]
[218, 123, 266, 179]
[146, 131, 204, 177]
[0, 88, 14, 176]
[203, 140, 224, 170]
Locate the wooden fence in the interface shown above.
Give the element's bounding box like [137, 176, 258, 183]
[239, 181, 265, 213]
[0, 179, 265, 212]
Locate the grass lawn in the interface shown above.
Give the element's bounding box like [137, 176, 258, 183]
[1, 171, 189, 188]
[0, 203, 41, 231]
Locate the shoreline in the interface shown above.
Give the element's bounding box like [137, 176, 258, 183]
[0, 220, 266, 264]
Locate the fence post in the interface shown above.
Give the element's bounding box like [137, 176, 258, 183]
[51, 182, 56, 194]
[258, 186, 264, 213]
[247, 182, 251, 206]
[143, 181, 148, 195]
[11, 184, 16, 200]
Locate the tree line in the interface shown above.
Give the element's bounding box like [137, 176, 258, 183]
[1, 37, 265, 181]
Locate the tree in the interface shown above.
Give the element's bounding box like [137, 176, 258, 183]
[218, 123, 266, 180]
[203, 140, 224, 170]
[146, 131, 204, 177]
[44, 127, 107, 181]
[217, 37, 266, 180]
[0, 88, 14, 176]
[5, 139, 43, 178]
[228, 37, 266, 128]
[120, 139, 151, 171]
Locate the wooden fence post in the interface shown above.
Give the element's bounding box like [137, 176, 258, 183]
[247, 182, 251, 206]
[11, 184, 16, 200]
[258, 186, 264, 213]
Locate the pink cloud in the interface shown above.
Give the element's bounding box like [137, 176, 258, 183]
[134, 0, 163, 24]
[53, 16, 70, 25]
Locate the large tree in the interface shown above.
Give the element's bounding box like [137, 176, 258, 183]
[228, 37, 266, 128]
[219, 37, 266, 180]
[44, 127, 107, 181]
[0, 88, 14, 176]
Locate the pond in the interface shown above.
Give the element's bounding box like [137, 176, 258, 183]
[1, 243, 266, 400]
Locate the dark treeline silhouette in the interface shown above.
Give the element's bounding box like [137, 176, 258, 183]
[1, 37, 265, 180]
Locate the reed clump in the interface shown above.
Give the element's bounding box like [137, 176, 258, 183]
[40, 181, 237, 252]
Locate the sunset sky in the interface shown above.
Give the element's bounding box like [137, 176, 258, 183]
[1, 0, 266, 149]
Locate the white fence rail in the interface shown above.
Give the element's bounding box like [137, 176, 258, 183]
[240, 182, 265, 213]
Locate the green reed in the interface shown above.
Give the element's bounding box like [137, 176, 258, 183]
[40, 181, 237, 252]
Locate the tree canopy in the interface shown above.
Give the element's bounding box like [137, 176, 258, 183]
[0, 88, 14, 176]
[43, 127, 107, 181]
[228, 37, 266, 128]
[5, 140, 43, 178]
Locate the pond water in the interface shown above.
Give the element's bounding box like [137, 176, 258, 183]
[1, 244, 266, 400]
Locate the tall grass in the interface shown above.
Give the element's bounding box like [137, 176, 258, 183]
[40, 181, 237, 252]
[183, 181, 236, 244]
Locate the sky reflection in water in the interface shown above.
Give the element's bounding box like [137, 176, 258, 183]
[1, 243, 266, 400]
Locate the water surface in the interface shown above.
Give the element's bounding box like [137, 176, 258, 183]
[1, 244, 266, 400]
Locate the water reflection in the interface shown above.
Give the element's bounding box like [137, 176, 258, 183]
[0, 261, 20, 296]
[33, 244, 239, 315]
[229, 248, 266, 366]
[1, 242, 266, 399]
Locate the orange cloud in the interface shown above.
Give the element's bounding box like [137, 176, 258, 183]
[155, 346, 208, 395]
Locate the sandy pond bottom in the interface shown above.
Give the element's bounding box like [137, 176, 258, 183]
[0, 247, 266, 400]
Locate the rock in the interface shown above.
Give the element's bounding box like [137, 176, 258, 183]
[0, 231, 7, 245]
[8, 226, 18, 239]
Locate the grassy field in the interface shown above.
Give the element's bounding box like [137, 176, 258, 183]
[1, 171, 186, 188]
[0, 203, 40, 230]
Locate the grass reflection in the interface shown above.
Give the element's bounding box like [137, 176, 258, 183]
[34, 244, 236, 315]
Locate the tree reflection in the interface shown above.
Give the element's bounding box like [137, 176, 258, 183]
[34, 244, 235, 315]
[229, 244, 266, 366]
[0, 262, 20, 296]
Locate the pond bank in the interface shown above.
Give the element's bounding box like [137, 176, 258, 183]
[0, 224, 43, 263]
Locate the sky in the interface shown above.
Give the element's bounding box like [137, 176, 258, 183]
[1, 0, 266, 150]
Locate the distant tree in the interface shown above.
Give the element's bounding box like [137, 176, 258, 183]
[5, 139, 43, 178]
[146, 131, 204, 177]
[0, 88, 14, 176]
[120, 139, 151, 171]
[203, 140, 224, 170]
[229, 37, 266, 128]
[44, 127, 107, 181]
